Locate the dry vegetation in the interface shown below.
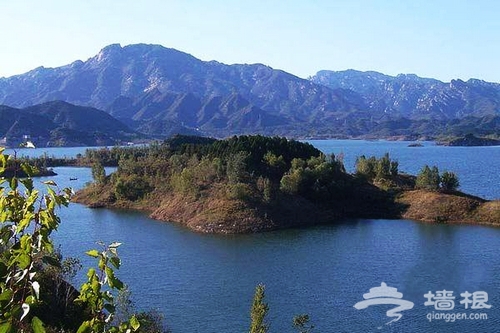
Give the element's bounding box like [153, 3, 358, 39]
[74, 136, 500, 233]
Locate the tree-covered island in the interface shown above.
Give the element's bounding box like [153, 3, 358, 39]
[74, 135, 500, 233]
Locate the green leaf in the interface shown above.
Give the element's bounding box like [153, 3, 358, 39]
[105, 267, 124, 290]
[0, 152, 6, 167]
[31, 316, 46, 333]
[9, 178, 17, 191]
[0, 290, 13, 301]
[0, 321, 12, 333]
[109, 256, 120, 269]
[85, 249, 99, 258]
[18, 214, 34, 231]
[86, 268, 96, 280]
[21, 164, 35, 178]
[76, 321, 92, 333]
[130, 315, 140, 331]
[42, 180, 57, 186]
[19, 178, 34, 192]
[16, 253, 31, 269]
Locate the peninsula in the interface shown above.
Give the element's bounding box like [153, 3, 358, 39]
[74, 135, 500, 233]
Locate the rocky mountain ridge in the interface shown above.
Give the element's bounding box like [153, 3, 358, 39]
[0, 43, 499, 138]
[310, 69, 500, 120]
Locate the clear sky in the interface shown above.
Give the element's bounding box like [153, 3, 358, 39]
[1, 0, 499, 82]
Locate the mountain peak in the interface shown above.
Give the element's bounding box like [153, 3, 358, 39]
[100, 43, 122, 52]
[94, 43, 123, 63]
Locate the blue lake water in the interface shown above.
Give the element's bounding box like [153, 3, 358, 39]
[14, 141, 500, 332]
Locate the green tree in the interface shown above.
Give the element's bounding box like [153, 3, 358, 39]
[115, 175, 152, 201]
[355, 155, 375, 180]
[280, 170, 302, 195]
[249, 284, 269, 333]
[263, 152, 286, 179]
[375, 153, 391, 180]
[227, 152, 248, 184]
[416, 165, 440, 190]
[390, 160, 399, 176]
[441, 171, 460, 192]
[256, 176, 273, 202]
[92, 159, 106, 185]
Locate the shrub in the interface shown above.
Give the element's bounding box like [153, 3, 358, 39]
[441, 171, 460, 192]
[114, 175, 152, 201]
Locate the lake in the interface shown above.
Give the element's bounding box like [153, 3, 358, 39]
[14, 140, 500, 332]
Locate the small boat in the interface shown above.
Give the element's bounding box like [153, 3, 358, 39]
[69, 177, 78, 181]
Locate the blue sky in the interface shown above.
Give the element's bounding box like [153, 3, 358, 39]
[1, 0, 499, 82]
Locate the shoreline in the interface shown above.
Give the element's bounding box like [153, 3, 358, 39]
[73, 188, 500, 234]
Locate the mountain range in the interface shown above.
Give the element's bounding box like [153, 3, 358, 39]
[0, 43, 499, 142]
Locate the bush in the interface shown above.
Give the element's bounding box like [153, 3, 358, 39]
[226, 183, 253, 201]
[114, 175, 152, 201]
[441, 171, 460, 192]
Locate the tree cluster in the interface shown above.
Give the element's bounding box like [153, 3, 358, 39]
[415, 165, 460, 192]
[84, 135, 341, 205]
[355, 153, 398, 181]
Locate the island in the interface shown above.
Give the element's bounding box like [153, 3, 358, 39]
[408, 143, 423, 147]
[74, 135, 500, 233]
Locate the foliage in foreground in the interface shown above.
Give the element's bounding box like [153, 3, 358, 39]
[0, 149, 168, 332]
[248, 284, 314, 333]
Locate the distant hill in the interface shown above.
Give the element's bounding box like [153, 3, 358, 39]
[0, 101, 143, 147]
[441, 133, 500, 146]
[0, 44, 499, 138]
